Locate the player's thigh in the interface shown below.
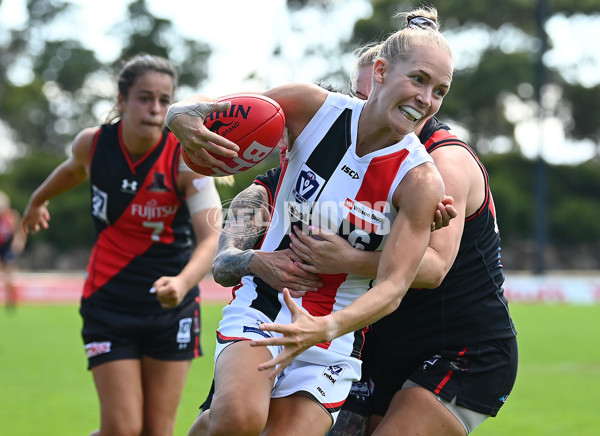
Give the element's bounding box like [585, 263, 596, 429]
[266, 394, 332, 436]
[211, 340, 275, 423]
[372, 386, 466, 436]
[92, 359, 144, 428]
[141, 357, 191, 421]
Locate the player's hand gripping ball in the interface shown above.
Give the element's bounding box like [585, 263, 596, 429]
[182, 94, 286, 176]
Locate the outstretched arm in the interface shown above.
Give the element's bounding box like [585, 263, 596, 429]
[21, 128, 94, 234]
[251, 163, 445, 378]
[289, 196, 457, 279]
[167, 84, 327, 166]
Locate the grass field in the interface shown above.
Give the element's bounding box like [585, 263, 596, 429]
[1, 302, 599, 435]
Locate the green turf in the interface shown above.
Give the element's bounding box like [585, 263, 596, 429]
[475, 304, 600, 436]
[0, 302, 225, 436]
[1, 302, 598, 435]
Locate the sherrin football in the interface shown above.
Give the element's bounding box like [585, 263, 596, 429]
[181, 94, 286, 176]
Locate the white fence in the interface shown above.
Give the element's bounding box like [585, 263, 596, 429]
[504, 273, 600, 304]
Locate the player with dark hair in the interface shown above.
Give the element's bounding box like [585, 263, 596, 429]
[21, 54, 222, 436]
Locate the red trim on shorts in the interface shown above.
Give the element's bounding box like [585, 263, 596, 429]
[434, 347, 468, 394]
[194, 303, 201, 358]
[434, 370, 453, 394]
[323, 398, 346, 412]
[228, 283, 243, 305]
[216, 330, 249, 343]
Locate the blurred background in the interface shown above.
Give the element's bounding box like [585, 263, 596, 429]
[1, 3, 598, 434]
[0, 0, 599, 275]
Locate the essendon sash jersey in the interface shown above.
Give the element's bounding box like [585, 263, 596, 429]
[381, 117, 516, 349]
[83, 122, 195, 313]
[223, 93, 433, 360]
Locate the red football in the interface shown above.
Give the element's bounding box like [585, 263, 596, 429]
[181, 94, 286, 176]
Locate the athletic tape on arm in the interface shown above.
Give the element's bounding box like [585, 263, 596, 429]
[165, 101, 229, 130]
[186, 177, 221, 214]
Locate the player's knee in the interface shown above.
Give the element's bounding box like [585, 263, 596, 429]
[99, 420, 142, 436]
[188, 410, 210, 436]
[208, 406, 267, 436]
[143, 418, 176, 436]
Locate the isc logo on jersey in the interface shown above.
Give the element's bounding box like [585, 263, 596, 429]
[341, 164, 359, 179]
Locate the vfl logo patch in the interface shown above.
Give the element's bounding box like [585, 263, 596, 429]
[293, 170, 320, 203]
[348, 380, 374, 401]
[177, 317, 192, 346]
[421, 354, 442, 371]
[91, 185, 109, 224]
[323, 365, 345, 385]
[85, 341, 111, 358]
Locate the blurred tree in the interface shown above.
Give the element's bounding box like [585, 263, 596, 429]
[342, 0, 600, 270]
[1, 0, 600, 270]
[0, 0, 213, 268]
[0, 0, 94, 155]
[114, 0, 212, 94]
[346, 0, 600, 158]
[0, 0, 211, 160]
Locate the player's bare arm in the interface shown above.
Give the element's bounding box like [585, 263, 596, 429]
[252, 163, 444, 377]
[21, 127, 95, 234]
[152, 171, 222, 308]
[289, 196, 456, 278]
[412, 145, 481, 288]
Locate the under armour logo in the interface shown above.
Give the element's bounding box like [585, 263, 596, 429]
[121, 179, 138, 193]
